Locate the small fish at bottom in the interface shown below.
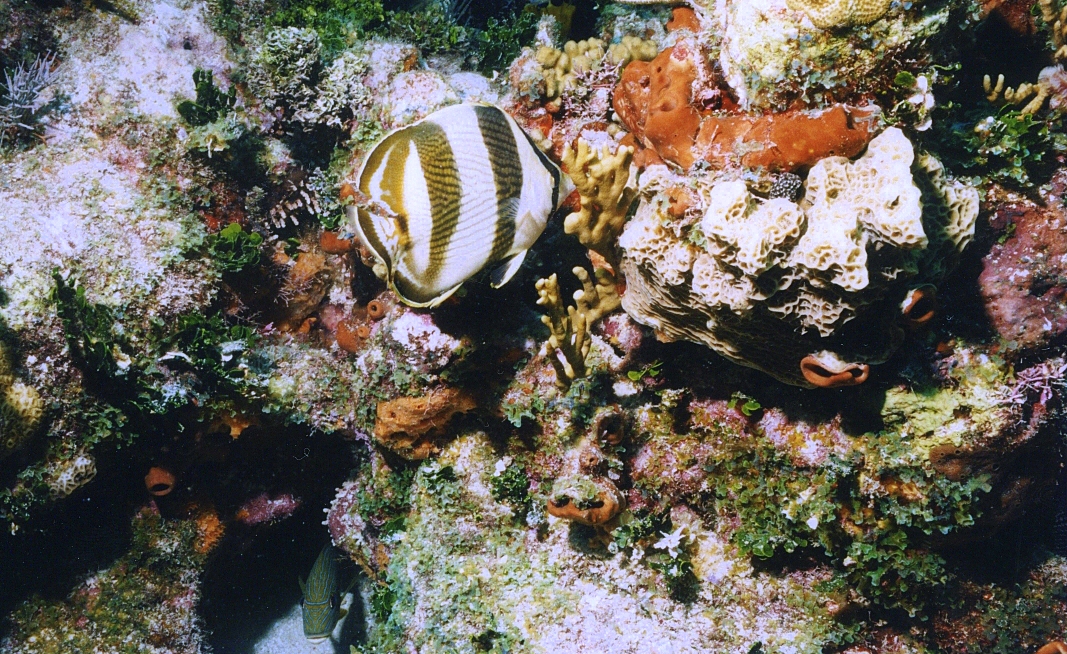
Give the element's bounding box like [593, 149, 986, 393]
[300, 545, 347, 643]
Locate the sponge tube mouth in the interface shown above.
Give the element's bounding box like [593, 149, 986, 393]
[800, 355, 870, 388]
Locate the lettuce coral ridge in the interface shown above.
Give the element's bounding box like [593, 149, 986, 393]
[619, 128, 979, 386]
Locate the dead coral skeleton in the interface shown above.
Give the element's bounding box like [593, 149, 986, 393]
[536, 267, 620, 389]
[998, 357, 1067, 410]
[562, 138, 637, 268]
[0, 53, 58, 148]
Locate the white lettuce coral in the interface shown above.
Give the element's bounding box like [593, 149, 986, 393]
[618, 128, 978, 387]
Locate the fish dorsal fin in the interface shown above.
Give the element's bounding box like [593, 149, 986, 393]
[556, 171, 576, 210]
[490, 250, 528, 288]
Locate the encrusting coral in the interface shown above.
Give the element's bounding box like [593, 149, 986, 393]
[46, 450, 97, 498]
[0, 343, 44, 458]
[786, 0, 893, 29]
[536, 267, 620, 389]
[618, 127, 979, 387]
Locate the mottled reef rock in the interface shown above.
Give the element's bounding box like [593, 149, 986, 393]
[2, 0, 1067, 652]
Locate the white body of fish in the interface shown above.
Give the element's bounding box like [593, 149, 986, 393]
[349, 103, 573, 308]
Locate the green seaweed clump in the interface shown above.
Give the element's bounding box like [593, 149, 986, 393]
[176, 68, 236, 128]
[51, 273, 126, 382]
[208, 222, 263, 273]
[489, 458, 531, 513]
[932, 557, 1067, 653]
[709, 434, 992, 615]
[474, 10, 540, 74]
[267, 0, 383, 55]
[386, 4, 470, 56]
[929, 105, 1064, 188]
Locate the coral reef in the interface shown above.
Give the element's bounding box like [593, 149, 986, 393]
[2, 0, 1067, 652]
[2, 508, 209, 653]
[619, 127, 979, 386]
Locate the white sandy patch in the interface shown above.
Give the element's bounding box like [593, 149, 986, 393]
[0, 134, 188, 329]
[57, 0, 232, 119]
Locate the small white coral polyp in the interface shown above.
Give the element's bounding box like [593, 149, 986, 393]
[619, 128, 978, 387]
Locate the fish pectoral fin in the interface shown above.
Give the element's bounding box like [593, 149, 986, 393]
[490, 250, 529, 289]
[337, 608, 348, 619]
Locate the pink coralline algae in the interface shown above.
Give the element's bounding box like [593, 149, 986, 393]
[979, 197, 1067, 351]
[235, 493, 301, 525]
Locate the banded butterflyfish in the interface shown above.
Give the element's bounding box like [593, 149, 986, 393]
[348, 103, 574, 308]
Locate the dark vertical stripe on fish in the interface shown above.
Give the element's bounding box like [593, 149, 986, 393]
[413, 121, 462, 286]
[518, 126, 562, 209]
[475, 106, 521, 262]
[358, 130, 412, 257]
[356, 207, 390, 269]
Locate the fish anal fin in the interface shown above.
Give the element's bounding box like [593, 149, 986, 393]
[392, 275, 464, 308]
[490, 250, 528, 288]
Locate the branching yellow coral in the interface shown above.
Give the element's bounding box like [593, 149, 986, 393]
[536, 267, 620, 389]
[562, 139, 637, 267]
[1040, 0, 1067, 61]
[983, 0, 1067, 115]
[983, 74, 1051, 115]
[786, 0, 893, 29]
[535, 37, 656, 102]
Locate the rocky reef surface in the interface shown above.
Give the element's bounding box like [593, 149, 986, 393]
[0, 0, 1066, 652]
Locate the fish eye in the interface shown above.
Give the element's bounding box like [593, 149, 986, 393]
[330, 595, 338, 609]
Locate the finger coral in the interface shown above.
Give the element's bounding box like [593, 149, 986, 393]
[535, 36, 657, 106]
[618, 128, 979, 386]
[537, 267, 621, 389]
[562, 139, 637, 265]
